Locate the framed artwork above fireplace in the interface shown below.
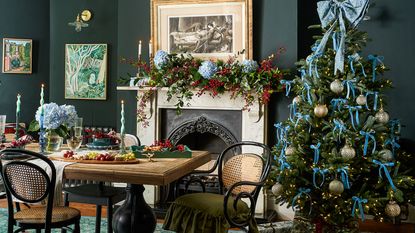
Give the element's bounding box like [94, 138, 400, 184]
[151, 0, 253, 61]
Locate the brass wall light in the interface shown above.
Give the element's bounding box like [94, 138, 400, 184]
[68, 10, 93, 32]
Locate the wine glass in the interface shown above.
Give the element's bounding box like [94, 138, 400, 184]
[0, 115, 6, 143]
[143, 153, 155, 162]
[68, 117, 83, 151]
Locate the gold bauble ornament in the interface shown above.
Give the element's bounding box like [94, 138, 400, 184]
[356, 94, 367, 106]
[271, 183, 283, 196]
[314, 104, 329, 118]
[285, 145, 296, 157]
[341, 144, 356, 160]
[385, 201, 401, 217]
[375, 108, 390, 124]
[293, 96, 302, 104]
[330, 79, 344, 94]
[379, 149, 394, 161]
[329, 179, 344, 195]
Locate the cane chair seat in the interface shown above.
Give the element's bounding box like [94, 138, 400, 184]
[14, 206, 80, 224]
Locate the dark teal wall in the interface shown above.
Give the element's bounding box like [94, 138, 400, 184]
[49, 0, 118, 128]
[0, 0, 50, 124]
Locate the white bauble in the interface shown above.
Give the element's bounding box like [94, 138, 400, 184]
[285, 145, 296, 157]
[341, 144, 356, 160]
[379, 149, 394, 161]
[271, 183, 284, 196]
[293, 96, 302, 104]
[330, 79, 344, 94]
[314, 104, 329, 118]
[329, 179, 344, 195]
[356, 94, 367, 106]
[375, 108, 390, 124]
[385, 201, 401, 217]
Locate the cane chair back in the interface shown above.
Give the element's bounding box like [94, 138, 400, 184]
[222, 153, 264, 195]
[117, 133, 141, 147]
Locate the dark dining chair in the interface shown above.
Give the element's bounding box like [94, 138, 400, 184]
[0, 148, 81, 233]
[62, 133, 140, 233]
[163, 141, 272, 233]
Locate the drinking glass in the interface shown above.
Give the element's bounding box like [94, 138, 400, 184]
[74, 117, 83, 137]
[0, 115, 6, 143]
[67, 136, 83, 151]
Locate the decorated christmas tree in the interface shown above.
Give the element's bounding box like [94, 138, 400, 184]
[271, 0, 415, 232]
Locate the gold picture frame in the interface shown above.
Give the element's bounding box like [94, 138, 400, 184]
[2, 38, 33, 74]
[151, 0, 252, 61]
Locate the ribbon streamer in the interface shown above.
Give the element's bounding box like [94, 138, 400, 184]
[348, 53, 367, 77]
[331, 98, 348, 112]
[302, 83, 313, 105]
[384, 137, 400, 158]
[360, 130, 376, 156]
[277, 157, 291, 181]
[333, 119, 346, 140]
[368, 55, 385, 82]
[337, 167, 351, 189]
[295, 113, 312, 132]
[306, 53, 322, 79]
[365, 91, 379, 111]
[373, 160, 397, 191]
[316, 0, 370, 74]
[352, 196, 368, 221]
[346, 105, 362, 130]
[342, 79, 357, 99]
[292, 188, 312, 215]
[300, 69, 307, 81]
[280, 80, 295, 97]
[313, 168, 329, 188]
[311, 143, 322, 164]
[289, 103, 297, 123]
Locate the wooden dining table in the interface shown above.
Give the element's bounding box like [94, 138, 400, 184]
[25, 144, 211, 233]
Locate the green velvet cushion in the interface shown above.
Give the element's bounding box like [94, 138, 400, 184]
[163, 193, 259, 233]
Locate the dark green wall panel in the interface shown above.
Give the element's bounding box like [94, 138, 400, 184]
[0, 0, 49, 125]
[49, 0, 118, 128]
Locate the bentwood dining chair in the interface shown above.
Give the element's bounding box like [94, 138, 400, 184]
[62, 133, 140, 233]
[0, 148, 81, 233]
[163, 141, 272, 233]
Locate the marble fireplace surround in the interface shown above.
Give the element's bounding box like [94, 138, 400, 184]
[117, 86, 269, 215]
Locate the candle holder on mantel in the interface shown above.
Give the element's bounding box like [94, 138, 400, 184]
[120, 134, 126, 154]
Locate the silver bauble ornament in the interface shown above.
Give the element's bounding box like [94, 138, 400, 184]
[375, 108, 390, 124]
[293, 96, 302, 104]
[356, 94, 367, 106]
[379, 149, 394, 161]
[285, 145, 296, 157]
[271, 183, 283, 196]
[341, 144, 356, 160]
[385, 201, 401, 217]
[329, 179, 344, 195]
[330, 79, 344, 94]
[314, 104, 329, 118]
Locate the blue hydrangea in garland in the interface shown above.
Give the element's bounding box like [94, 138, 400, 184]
[198, 61, 218, 79]
[242, 59, 259, 73]
[154, 50, 169, 69]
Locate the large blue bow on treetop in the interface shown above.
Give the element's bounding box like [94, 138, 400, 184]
[316, 0, 370, 74]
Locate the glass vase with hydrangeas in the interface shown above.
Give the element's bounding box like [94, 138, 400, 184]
[29, 103, 78, 151]
[119, 49, 287, 127]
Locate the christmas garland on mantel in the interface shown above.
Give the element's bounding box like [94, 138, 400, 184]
[119, 50, 288, 127]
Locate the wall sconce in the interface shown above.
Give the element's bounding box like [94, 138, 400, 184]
[68, 10, 93, 32]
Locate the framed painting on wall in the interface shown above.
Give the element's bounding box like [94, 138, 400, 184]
[2, 38, 33, 74]
[65, 44, 108, 100]
[151, 0, 252, 61]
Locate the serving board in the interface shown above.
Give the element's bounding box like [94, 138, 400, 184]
[51, 157, 139, 164]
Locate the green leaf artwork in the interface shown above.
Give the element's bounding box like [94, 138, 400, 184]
[65, 44, 107, 100]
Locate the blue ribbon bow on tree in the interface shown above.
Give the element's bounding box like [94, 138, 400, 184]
[295, 113, 312, 132]
[333, 119, 347, 140]
[348, 53, 367, 77]
[365, 91, 379, 111]
[289, 103, 297, 123]
[292, 188, 312, 214]
[342, 79, 357, 99]
[352, 196, 368, 221]
[360, 130, 376, 156]
[337, 167, 351, 189]
[300, 69, 307, 81]
[373, 160, 397, 191]
[389, 119, 401, 137]
[384, 137, 400, 157]
[331, 98, 348, 112]
[306, 51, 323, 79]
[313, 168, 329, 188]
[280, 80, 295, 97]
[346, 105, 362, 130]
[368, 55, 385, 82]
[316, 0, 370, 74]
[311, 143, 322, 164]
[302, 83, 313, 105]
